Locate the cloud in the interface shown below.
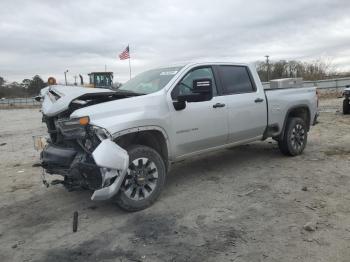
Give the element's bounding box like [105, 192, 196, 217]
[0, 0, 350, 83]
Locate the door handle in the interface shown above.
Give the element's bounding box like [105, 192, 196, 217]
[213, 103, 225, 108]
[254, 98, 264, 103]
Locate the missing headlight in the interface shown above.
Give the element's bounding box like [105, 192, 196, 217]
[80, 126, 111, 153]
[91, 126, 112, 141]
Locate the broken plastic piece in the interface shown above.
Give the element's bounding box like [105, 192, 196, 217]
[73, 211, 78, 232]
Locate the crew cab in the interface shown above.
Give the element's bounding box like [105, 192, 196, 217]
[38, 62, 318, 211]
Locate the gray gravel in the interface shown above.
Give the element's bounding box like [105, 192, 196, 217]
[0, 98, 350, 262]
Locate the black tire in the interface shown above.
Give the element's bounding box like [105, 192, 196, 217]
[343, 99, 350, 114]
[278, 117, 308, 156]
[115, 145, 166, 212]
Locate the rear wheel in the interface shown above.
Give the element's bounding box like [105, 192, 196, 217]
[115, 145, 166, 211]
[278, 117, 308, 156]
[343, 99, 350, 114]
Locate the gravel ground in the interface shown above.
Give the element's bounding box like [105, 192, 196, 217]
[0, 98, 349, 262]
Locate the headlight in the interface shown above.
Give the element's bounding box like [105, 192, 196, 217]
[58, 116, 89, 128]
[57, 116, 90, 139]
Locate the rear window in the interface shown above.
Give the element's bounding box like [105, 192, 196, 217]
[218, 66, 255, 94]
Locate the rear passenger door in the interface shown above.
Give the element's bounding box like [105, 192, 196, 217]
[215, 65, 267, 143]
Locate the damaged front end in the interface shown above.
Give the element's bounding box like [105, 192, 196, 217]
[40, 116, 129, 200]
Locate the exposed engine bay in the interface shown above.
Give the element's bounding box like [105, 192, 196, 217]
[39, 86, 142, 200]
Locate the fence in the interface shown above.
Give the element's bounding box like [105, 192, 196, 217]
[0, 97, 41, 108]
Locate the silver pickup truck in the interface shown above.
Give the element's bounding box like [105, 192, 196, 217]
[38, 62, 318, 211]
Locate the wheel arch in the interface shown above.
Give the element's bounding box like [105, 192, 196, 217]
[280, 105, 311, 139]
[112, 126, 170, 170]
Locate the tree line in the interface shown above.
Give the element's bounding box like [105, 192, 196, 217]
[0, 75, 47, 98]
[256, 59, 349, 82]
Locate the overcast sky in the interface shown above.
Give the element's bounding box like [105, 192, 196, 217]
[1, 0, 350, 83]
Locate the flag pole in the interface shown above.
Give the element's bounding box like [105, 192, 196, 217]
[128, 44, 131, 79]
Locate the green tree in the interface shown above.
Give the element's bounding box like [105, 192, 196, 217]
[21, 79, 32, 89]
[0, 76, 5, 87]
[27, 75, 46, 95]
[0, 77, 6, 98]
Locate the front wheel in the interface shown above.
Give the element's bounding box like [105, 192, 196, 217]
[278, 117, 308, 156]
[115, 145, 166, 211]
[343, 99, 350, 114]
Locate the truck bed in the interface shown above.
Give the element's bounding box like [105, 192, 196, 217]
[265, 86, 318, 135]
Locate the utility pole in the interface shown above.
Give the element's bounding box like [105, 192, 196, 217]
[74, 75, 77, 86]
[265, 55, 270, 81]
[64, 70, 69, 85]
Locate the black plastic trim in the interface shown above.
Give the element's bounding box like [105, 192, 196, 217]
[280, 105, 311, 139]
[41, 144, 78, 168]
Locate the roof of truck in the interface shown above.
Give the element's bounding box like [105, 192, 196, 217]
[161, 60, 250, 69]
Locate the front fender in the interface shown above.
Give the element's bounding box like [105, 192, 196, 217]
[111, 125, 173, 160]
[91, 140, 129, 200]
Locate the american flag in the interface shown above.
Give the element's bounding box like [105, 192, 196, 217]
[119, 45, 130, 60]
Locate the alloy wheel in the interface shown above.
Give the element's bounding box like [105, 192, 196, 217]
[122, 157, 158, 201]
[290, 123, 305, 152]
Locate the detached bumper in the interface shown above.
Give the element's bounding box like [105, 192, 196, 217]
[41, 139, 129, 201]
[91, 140, 129, 200]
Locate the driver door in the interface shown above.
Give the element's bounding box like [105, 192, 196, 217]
[169, 66, 229, 158]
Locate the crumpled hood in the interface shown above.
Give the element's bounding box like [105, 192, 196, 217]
[70, 90, 169, 135]
[41, 85, 114, 116]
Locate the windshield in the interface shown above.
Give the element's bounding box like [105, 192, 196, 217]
[119, 66, 182, 94]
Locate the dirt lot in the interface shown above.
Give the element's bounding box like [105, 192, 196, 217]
[0, 98, 349, 262]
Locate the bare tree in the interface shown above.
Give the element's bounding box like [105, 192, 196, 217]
[256, 59, 336, 81]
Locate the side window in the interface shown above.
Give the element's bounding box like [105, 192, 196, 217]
[171, 67, 217, 99]
[218, 66, 255, 94]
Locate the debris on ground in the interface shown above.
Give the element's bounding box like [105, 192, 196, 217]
[238, 189, 261, 197]
[305, 205, 316, 211]
[73, 211, 79, 233]
[303, 221, 317, 232]
[302, 186, 308, 191]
